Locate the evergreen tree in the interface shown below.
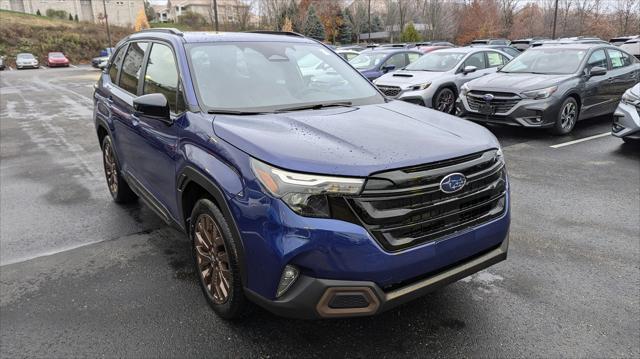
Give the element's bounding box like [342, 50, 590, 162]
[337, 9, 352, 45]
[277, 0, 298, 32]
[36, 9, 41, 16]
[303, 6, 325, 41]
[68, 13, 73, 21]
[371, 15, 383, 32]
[74, 14, 79, 22]
[400, 22, 422, 42]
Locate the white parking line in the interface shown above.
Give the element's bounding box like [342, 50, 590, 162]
[70, 64, 78, 68]
[8, 66, 13, 71]
[40, 66, 46, 70]
[550, 132, 612, 149]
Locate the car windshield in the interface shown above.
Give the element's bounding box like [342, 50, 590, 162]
[349, 52, 388, 69]
[49, 52, 64, 58]
[188, 42, 383, 113]
[17, 54, 34, 60]
[404, 51, 465, 71]
[500, 48, 587, 74]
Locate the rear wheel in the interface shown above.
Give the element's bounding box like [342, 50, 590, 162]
[101, 136, 136, 203]
[551, 97, 578, 135]
[433, 87, 456, 114]
[190, 199, 249, 319]
[622, 137, 638, 144]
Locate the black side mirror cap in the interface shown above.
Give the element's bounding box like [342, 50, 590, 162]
[133, 93, 171, 123]
[589, 66, 607, 77]
[382, 64, 396, 73]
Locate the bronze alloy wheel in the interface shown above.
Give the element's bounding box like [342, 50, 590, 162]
[194, 213, 231, 304]
[103, 141, 118, 194]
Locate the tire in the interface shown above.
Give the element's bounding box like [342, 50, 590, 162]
[622, 137, 638, 144]
[433, 87, 456, 114]
[550, 97, 579, 135]
[101, 136, 137, 203]
[190, 199, 249, 319]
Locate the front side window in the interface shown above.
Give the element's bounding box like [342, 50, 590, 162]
[607, 49, 631, 69]
[143, 43, 183, 113]
[407, 52, 421, 63]
[500, 48, 587, 74]
[464, 52, 487, 69]
[384, 53, 407, 69]
[188, 41, 383, 112]
[405, 51, 465, 72]
[109, 46, 126, 84]
[119, 42, 148, 94]
[586, 49, 607, 70]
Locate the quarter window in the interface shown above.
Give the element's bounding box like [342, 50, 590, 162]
[119, 42, 148, 94]
[143, 43, 184, 113]
[587, 49, 607, 70]
[108, 47, 126, 84]
[607, 49, 631, 69]
[464, 52, 487, 69]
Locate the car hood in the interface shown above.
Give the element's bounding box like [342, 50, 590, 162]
[213, 101, 500, 177]
[375, 70, 449, 87]
[467, 72, 573, 92]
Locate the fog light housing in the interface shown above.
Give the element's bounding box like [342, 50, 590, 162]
[612, 116, 625, 133]
[276, 265, 299, 298]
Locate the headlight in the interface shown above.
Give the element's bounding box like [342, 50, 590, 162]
[460, 83, 470, 96]
[521, 86, 558, 100]
[250, 158, 364, 218]
[411, 82, 431, 91]
[621, 89, 639, 105]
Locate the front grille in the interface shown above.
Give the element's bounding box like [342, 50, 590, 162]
[467, 91, 520, 114]
[377, 85, 402, 98]
[347, 150, 507, 251]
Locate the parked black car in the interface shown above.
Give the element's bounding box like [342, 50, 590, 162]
[457, 44, 640, 134]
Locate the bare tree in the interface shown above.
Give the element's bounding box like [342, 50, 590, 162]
[498, 0, 519, 37]
[614, 0, 640, 34]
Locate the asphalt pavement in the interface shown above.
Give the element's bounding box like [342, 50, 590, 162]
[1, 67, 638, 358]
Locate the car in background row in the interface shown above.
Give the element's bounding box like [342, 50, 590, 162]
[416, 45, 453, 54]
[337, 49, 360, 61]
[45, 52, 70, 67]
[374, 47, 512, 113]
[457, 44, 640, 134]
[511, 38, 549, 51]
[415, 41, 456, 47]
[0, 56, 5, 70]
[532, 37, 607, 47]
[609, 35, 639, 47]
[16, 53, 39, 69]
[470, 44, 521, 57]
[349, 48, 422, 80]
[620, 38, 640, 60]
[612, 83, 640, 143]
[92, 48, 113, 68]
[471, 38, 511, 46]
[338, 45, 366, 52]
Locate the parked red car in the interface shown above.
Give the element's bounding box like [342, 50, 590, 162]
[417, 45, 453, 54]
[45, 52, 70, 67]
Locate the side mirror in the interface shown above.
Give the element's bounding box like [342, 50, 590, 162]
[382, 64, 396, 73]
[133, 93, 171, 123]
[589, 66, 607, 77]
[462, 65, 478, 74]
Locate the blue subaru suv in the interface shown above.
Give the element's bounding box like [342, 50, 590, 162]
[94, 29, 510, 319]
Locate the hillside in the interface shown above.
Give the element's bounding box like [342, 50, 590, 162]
[0, 10, 133, 66]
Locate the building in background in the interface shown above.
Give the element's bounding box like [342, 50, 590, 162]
[0, 0, 145, 27]
[152, 0, 250, 25]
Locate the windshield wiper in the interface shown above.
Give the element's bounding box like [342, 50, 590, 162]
[275, 101, 353, 113]
[207, 109, 265, 115]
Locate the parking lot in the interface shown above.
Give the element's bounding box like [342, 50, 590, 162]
[0, 66, 638, 357]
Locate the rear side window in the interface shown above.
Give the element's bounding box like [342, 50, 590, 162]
[587, 49, 607, 70]
[119, 42, 148, 94]
[487, 52, 506, 67]
[407, 52, 421, 63]
[464, 52, 487, 69]
[143, 43, 184, 113]
[607, 49, 632, 68]
[108, 46, 126, 84]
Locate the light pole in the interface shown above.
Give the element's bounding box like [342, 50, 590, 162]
[212, 0, 219, 32]
[552, 0, 559, 39]
[367, 0, 371, 43]
[102, 0, 112, 48]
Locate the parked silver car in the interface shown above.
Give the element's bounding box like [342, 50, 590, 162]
[16, 53, 39, 69]
[612, 83, 640, 143]
[373, 47, 513, 113]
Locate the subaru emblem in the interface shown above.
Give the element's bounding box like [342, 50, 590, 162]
[440, 173, 467, 194]
[483, 93, 494, 102]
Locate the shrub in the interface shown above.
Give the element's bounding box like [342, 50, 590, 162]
[45, 9, 68, 20]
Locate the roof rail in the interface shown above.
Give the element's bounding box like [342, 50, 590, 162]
[137, 28, 183, 36]
[247, 30, 305, 38]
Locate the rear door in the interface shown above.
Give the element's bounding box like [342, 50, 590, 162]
[606, 48, 640, 111]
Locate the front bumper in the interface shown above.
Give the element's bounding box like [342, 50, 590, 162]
[612, 101, 640, 139]
[246, 236, 508, 319]
[457, 94, 562, 128]
[16, 63, 39, 69]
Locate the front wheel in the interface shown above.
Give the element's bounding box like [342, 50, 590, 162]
[190, 199, 249, 319]
[433, 87, 456, 114]
[550, 97, 579, 135]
